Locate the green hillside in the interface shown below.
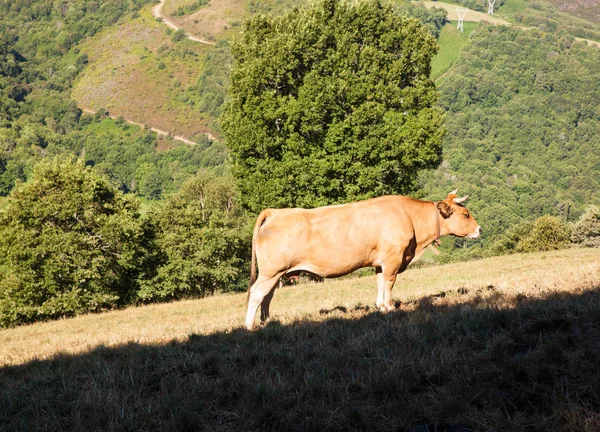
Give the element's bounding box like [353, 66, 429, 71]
[421, 24, 600, 245]
[431, 21, 477, 79]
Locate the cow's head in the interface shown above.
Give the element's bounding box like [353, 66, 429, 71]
[437, 189, 482, 239]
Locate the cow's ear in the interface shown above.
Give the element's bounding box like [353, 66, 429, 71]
[437, 202, 453, 219]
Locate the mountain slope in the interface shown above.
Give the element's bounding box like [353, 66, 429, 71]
[421, 24, 600, 242]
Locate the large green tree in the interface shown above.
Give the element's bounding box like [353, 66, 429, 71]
[222, 0, 445, 212]
[0, 158, 157, 327]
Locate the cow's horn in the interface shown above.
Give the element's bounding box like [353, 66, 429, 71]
[449, 189, 458, 196]
[453, 195, 469, 204]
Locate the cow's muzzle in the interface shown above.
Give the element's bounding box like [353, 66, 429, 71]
[470, 226, 482, 239]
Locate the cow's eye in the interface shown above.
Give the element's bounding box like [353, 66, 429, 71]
[464, 212, 470, 219]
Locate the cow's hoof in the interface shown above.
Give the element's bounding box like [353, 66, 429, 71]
[384, 305, 396, 312]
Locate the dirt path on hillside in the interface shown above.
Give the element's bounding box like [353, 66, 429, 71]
[152, 0, 216, 45]
[416, 0, 600, 47]
[80, 107, 217, 144]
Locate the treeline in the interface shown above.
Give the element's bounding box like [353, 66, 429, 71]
[1, 157, 598, 327]
[0, 158, 250, 328]
[420, 24, 600, 259]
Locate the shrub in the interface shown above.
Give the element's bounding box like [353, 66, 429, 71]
[571, 206, 600, 247]
[489, 215, 571, 255]
[0, 158, 158, 327]
[171, 29, 186, 42]
[515, 215, 571, 253]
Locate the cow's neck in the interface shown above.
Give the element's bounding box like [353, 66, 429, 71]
[413, 201, 444, 251]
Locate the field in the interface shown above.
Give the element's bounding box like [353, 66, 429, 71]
[2, 248, 600, 430]
[71, 6, 215, 141]
[431, 21, 478, 80]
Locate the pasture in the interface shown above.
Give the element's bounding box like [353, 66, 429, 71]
[2, 248, 599, 430]
[431, 21, 478, 80]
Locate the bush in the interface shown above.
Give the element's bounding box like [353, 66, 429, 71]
[516, 215, 571, 253]
[0, 158, 158, 327]
[571, 206, 600, 247]
[138, 171, 251, 301]
[171, 29, 186, 42]
[490, 215, 571, 255]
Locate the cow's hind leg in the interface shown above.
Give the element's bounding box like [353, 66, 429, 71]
[245, 273, 284, 330]
[260, 286, 276, 322]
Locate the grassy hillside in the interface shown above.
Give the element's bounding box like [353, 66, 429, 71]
[497, 0, 600, 40]
[545, 0, 600, 23]
[71, 6, 214, 140]
[2, 249, 599, 430]
[163, 0, 304, 41]
[431, 21, 478, 79]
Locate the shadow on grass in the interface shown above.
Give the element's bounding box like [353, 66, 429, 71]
[2, 288, 600, 431]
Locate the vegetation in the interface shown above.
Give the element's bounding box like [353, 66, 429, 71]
[223, 0, 446, 212]
[70, 6, 214, 140]
[0, 0, 154, 195]
[421, 24, 600, 254]
[430, 21, 478, 79]
[437, 0, 505, 13]
[172, 0, 209, 16]
[489, 214, 571, 255]
[138, 171, 250, 301]
[0, 0, 227, 199]
[76, 115, 227, 199]
[571, 206, 600, 248]
[196, 40, 233, 130]
[1, 249, 599, 430]
[510, 0, 600, 41]
[0, 158, 158, 327]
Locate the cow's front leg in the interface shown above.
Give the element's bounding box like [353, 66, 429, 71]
[382, 269, 398, 312]
[375, 267, 385, 309]
[375, 265, 398, 312]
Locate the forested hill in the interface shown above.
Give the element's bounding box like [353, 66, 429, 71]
[420, 24, 600, 242]
[0, 0, 227, 198]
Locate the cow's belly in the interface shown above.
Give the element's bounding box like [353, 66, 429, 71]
[286, 257, 369, 279]
[257, 237, 376, 279]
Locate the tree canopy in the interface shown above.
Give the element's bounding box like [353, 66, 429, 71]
[222, 0, 446, 212]
[0, 158, 157, 327]
[138, 171, 250, 301]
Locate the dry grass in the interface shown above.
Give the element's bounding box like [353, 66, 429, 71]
[71, 6, 215, 140]
[164, 0, 248, 41]
[1, 248, 598, 367]
[2, 248, 600, 430]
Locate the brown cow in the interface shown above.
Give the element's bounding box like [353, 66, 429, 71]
[245, 190, 481, 329]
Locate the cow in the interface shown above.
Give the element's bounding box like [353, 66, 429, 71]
[245, 190, 481, 330]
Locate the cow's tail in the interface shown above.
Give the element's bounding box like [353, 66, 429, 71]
[248, 209, 270, 300]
